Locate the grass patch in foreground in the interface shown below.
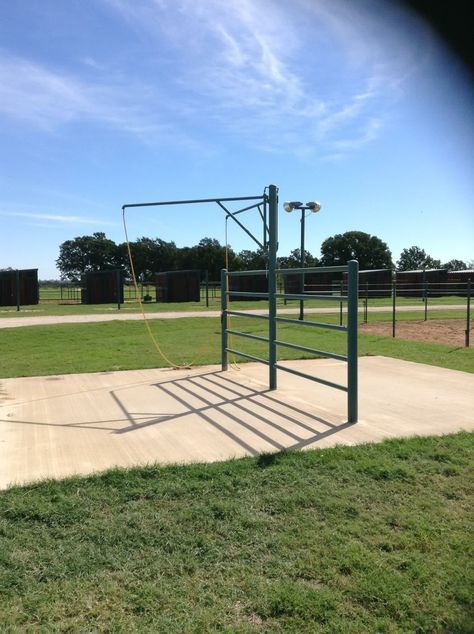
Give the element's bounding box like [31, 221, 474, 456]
[1, 433, 473, 632]
[0, 316, 473, 378]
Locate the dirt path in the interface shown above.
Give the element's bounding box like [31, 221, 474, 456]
[361, 319, 472, 347]
[0, 304, 464, 329]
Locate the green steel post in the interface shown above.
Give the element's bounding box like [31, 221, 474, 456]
[347, 260, 358, 423]
[268, 185, 278, 390]
[205, 270, 209, 307]
[299, 208, 305, 321]
[221, 269, 228, 370]
[466, 278, 471, 348]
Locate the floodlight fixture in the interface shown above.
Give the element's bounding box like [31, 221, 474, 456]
[306, 201, 321, 213]
[283, 201, 303, 212]
[283, 201, 321, 213]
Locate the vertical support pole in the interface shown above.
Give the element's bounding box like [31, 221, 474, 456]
[268, 184, 278, 390]
[16, 269, 20, 312]
[205, 270, 209, 308]
[392, 279, 397, 338]
[347, 260, 358, 423]
[221, 269, 228, 371]
[466, 279, 471, 348]
[299, 208, 305, 321]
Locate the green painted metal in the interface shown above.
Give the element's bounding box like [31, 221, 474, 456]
[275, 316, 347, 332]
[226, 329, 269, 344]
[347, 260, 359, 423]
[275, 340, 348, 362]
[227, 291, 269, 298]
[268, 184, 278, 390]
[276, 292, 346, 301]
[221, 268, 228, 371]
[227, 310, 269, 320]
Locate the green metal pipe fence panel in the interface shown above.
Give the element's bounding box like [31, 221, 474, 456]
[221, 258, 359, 423]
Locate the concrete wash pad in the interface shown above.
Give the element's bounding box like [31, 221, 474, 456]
[0, 356, 473, 489]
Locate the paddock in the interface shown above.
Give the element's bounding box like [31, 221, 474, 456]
[1, 356, 473, 489]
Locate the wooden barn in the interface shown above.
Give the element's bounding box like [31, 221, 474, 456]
[82, 270, 124, 304]
[228, 273, 268, 301]
[0, 268, 39, 306]
[396, 269, 448, 297]
[283, 270, 343, 296]
[155, 270, 201, 303]
[343, 269, 393, 298]
[447, 270, 474, 296]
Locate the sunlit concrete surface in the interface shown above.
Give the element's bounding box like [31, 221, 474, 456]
[1, 357, 473, 489]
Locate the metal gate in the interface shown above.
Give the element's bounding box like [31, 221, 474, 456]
[221, 261, 359, 423]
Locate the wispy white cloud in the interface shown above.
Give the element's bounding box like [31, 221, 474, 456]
[0, 0, 434, 157]
[0, 209, 117, 226]
[0, 52, 201, 151]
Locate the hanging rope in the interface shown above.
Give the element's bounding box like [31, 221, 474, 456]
[122, 208, 191, 370]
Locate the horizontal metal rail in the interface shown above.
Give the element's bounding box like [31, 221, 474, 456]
[227, 310, 269, 320]
[227, 291, 269, 298]
[123, 194, 265, 210]
[274, 363, 348, 392]
[226, 269, 268, 277]
[276, 293, 346, 301]
[275, 316, 347, 332]
[275, 340, 348, 362]
[227, 329, 269, 344]
[277, 265, 349, 275]
[226, 348, 269, 365]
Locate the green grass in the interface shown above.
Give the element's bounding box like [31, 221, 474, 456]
[1, 432, 472, 632]
[0, 315, 473, 378]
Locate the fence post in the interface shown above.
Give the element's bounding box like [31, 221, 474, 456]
[347, 260, 359, 423]
[364, 281, 369, 324]
[205, 270, 209, 308]
[221, 269, 228, 371]
[466, 279, 471, 348]
[392, 280, 396, 338]
[268, 184, 278, 390]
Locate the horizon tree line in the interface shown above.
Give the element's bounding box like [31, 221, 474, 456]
[52, 231, 472, 283]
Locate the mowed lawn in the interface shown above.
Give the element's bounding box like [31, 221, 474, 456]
[1, 433, 472, 632]
[1, 315, 473, 631]
[0, 314, 473, 378]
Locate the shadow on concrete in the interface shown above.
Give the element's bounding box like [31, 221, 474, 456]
[112, 370, 354, 455]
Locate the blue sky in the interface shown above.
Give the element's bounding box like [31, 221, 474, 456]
[1, 0, 473, 279]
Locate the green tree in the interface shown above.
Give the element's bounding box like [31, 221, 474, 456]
[397, 246, 441, 271]
[236, 248, 268, 271]
[121, 237, 178, 281]
[56, 232, 121, 282]
[442, 259, 468, 271]
[320, 231, 392, 270]
[278, 248, 319, 269]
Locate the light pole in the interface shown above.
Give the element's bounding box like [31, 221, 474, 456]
[284, 200, 321, 320]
